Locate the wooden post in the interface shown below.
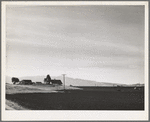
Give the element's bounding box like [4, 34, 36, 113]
[62, 74, 66, 91]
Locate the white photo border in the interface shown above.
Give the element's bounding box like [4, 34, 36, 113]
[1, 1, 149, 121]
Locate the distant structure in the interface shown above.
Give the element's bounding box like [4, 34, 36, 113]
[36, 82, 42, 85]
[19, 80, 33, 85]
[51, 79, 62, 85]
[44, 74, 62, 85]
[12, 77, 19, 84]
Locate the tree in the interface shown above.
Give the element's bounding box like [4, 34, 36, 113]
[47, 75, 51, 81]
[44, 74, 51, 84]
[12, 77, 19, 84]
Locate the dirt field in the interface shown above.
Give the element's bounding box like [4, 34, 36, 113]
[6, 99, 28, 110]
[6, 86, 144, 110]
[5, 83, 81, 110]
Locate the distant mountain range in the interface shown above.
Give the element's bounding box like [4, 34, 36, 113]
[6, 75, 144, 87]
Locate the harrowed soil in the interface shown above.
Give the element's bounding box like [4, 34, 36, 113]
[6, 89, 144, 110]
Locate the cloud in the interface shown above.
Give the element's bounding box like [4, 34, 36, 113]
[6, 38, 144, 71]
[6, 5, 145, 84]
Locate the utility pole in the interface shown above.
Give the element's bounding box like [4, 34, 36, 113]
[62, 74, 66, 91]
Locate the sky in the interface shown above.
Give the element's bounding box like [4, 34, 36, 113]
[6, 5, 145, 84]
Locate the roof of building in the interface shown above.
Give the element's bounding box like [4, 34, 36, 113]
[51, 80, 62, 84]
[20, 80, 32, 82]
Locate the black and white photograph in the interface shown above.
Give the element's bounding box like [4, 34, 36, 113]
[2, 1, 148, 121]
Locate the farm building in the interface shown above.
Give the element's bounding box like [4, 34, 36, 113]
[19, 80, 33, 85]
[35, 82, 42, 85]
[51, 79, 62, 85]
[44, 74, 62, 85]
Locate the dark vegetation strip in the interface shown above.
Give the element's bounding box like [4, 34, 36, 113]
[6, 90, 144, 110]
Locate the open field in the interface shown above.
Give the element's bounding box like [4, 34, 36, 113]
[6, 83, 80, 94]
[75, 86, 144, 92]
[6, 84, 144, 110]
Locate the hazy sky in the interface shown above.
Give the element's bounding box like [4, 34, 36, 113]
[6, 5, 145, 84]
